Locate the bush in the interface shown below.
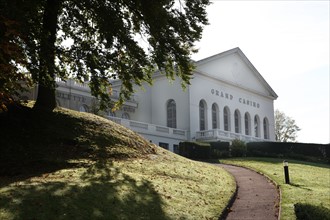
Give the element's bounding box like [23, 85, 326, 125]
[178, 141, 210, 159]
[230, 139, 247, 157]
[210, 141, 230, 158]
[178, 141, 230, 160]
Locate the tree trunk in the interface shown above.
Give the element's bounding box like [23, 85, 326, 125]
[34, 0, 62, 111]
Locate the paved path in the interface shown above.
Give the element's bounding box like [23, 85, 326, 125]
[216, 164, 280, 220]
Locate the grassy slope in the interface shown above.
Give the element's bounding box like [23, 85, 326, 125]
[220, 158, 330, 220]
[0, 104, 235, 220]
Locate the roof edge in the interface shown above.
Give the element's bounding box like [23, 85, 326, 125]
[195, 47, 278, 99]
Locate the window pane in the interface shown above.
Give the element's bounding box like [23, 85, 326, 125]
[173, 144, 179, 154]
[235, 111, 239, 133]
[159, 142, 169, 150]
[224, 108, 229, 131]
[263, 118, 269, 139]
[245, 113, 249, 135]
[167, 100, 176, 128]
[212, 104, 218, 129]
[199, 101, 205, 131]
[254, 116, 259, 137]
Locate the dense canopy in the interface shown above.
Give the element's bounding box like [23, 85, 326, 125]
[0, 0, 210, 111]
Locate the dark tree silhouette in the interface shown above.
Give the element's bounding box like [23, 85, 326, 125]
[1, 0, 210, 111]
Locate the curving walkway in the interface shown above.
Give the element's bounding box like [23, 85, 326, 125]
[216, 164, 280, 220]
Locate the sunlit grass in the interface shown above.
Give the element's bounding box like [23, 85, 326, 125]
[122, 150, 236, 219]
[220, 157, 330, 220]
[0, 104, 235, 219]
[0, 151, 235, 219]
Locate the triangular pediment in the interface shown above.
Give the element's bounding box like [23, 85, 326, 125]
[194, 48, 277, 99]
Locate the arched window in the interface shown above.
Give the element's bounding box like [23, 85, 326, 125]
[223, 106, 231, 131]
[245, 112, 251, 135]
[79, 105, 88, 112]
[254, 115, 260, 137]
[167, 99, 177, 128]
[263, 117, 269, 139]
[234, 109, 241, 133]
[199, 100, 207, 131]
[212, 103, 219, 129]
[122, 112, 130, 119]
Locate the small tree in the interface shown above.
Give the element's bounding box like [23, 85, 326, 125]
[275, 109, 301, 142]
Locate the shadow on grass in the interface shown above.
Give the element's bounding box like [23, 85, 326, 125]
[294, 203, 330, 220]
[0, 108, 90, 184]
[0, 104, 151, 186]
[289, 183, 312, 191]
[0, 160, 171, 220]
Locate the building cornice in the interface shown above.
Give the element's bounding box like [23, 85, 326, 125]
[194, 69, 277, 100]
[110, 47, 278, 100]
[195, 47, 278, 100]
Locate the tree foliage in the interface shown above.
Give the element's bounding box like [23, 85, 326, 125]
[0, 15, 32, 112]
[1, 0, 210, 111]
[230, 139, 247, 157]
[275, 109, 301, 142]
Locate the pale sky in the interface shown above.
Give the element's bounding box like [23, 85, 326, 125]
[192, 1, 329, 144]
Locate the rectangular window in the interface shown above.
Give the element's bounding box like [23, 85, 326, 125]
[159, 142, 169, 150]
[173, 144, 179, 154]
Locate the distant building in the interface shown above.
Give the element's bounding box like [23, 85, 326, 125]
[26, 47, 278, 153]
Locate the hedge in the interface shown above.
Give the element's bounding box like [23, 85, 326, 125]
[178, 141, 210, 159]
[178, 141, 230, 159]
[178, 140, 330, 163]
[210, 141, 230, 158]
[246, 142, 330, 163]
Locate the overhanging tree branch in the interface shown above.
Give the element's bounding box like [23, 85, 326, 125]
[2, 0, 210, 111]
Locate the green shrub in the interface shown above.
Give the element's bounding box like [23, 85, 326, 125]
[210, 141, 230, 158]
[178, 141, 231, 160]
[178, 141, 210, 159]
[230, 139, 247, 157]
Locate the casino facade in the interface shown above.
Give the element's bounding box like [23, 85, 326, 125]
[26, 47, 278, 153]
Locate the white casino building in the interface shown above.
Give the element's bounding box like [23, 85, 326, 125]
[28, 47, 278, 153]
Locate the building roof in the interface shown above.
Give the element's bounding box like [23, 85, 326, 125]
[112, 47, 278, 100]
[195, 47, 278, 99]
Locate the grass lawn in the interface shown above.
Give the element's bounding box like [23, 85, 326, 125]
[0, 104, 235, 219]
[220, 157, 330, 220]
